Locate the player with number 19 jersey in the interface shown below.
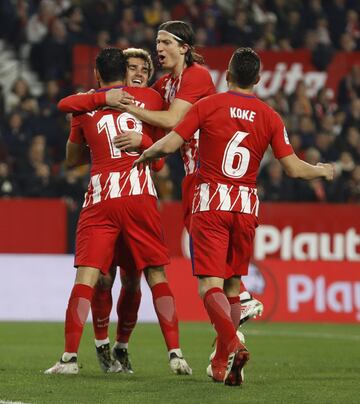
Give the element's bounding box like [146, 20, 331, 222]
[174, 90, 294, 277]
[70, 85, 169, 273]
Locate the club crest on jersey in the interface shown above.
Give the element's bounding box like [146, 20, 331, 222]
[164, 78, 178, 103]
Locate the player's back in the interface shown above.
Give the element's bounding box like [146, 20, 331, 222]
[195, 91, 293, 189]
[75, 86, 162, 175]
[71, 86, 162, 206]
[175, 90, 293, 214]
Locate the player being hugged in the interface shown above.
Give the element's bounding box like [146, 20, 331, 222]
[133, 48, 334, 386]
[45, 48, 191, 375]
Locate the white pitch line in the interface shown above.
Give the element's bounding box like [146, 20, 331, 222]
[0, 401, 31, 404]
[244, 329, 360, 341]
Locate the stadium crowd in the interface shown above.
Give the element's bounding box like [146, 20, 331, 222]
[0, 0, 359, 207]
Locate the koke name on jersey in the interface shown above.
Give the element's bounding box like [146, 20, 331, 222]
[230, 107, 256, 122]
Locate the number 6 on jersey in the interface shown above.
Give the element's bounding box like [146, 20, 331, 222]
[222, 131, 250, 178]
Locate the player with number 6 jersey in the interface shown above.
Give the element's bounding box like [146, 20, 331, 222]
[133, 47, 334, 386]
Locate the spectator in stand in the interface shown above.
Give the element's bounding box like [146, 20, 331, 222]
[225, 9, 257, 47]
[171, 0, 199, 25]
[347, 164, 360, 202]
[0, 161, 20, 198]
[96, 30, 111, 49]
[143, 0, 163, 27]
[314, 133, 338, 162]
[26, 0, 55, 45]
[5, 78, 32, 114]
[297, 115, 316, 150]
[3, 112, 32, 167]
[35, 18, 72, 82]
[338, 65, 360, 106]
[258, 159, 294, 202]
[345, 9, 360, 49]
[339, 32, 357, 52]
[327, 0, 348, 48]
[345, 98, 360, 129]
[64, 5, 93, 46]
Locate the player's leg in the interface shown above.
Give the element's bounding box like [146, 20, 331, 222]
[230, 213, 263, 326]
[44, 266, 100, 374]
[112, 267, 142, 373]
[91, 265, 122, 373]
[45, 206, 121, 374]
[191, 211, 249, 385]
[121, 195, 191, 374]
[144, 266, 191, 375]
[224, 276, 242, 328]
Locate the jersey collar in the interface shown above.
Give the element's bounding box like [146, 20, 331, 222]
[227, 90, 256, 99]
[96, 85, 126, 92]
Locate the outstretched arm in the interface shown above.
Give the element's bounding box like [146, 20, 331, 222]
[124, 98, 192, 130]
[58, 89, 134, 113]
[133, 131, 185, 167]
[279, 153, 334, 180]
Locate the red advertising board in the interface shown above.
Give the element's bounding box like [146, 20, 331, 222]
[160, 202, 360, 323]
[0, 199, 67, 253]
[73, 45, 360, 98]
[167, 258, 360, 323]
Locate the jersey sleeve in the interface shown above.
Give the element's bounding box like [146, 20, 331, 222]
[270, 111, 294, 159]
[151, 158, 165, 172]
[141, 89, 165, 146]
[69, 115, 86, 144]
[174, 103, 201, 142]
[140, 133, 153, 150]
[175, 68, 213, 104]
[58, 92, 106, 113]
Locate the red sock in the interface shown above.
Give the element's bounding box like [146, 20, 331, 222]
[64, 284, 94, 353]
[91, 285, 113, 340]
[203, 287, 237, 361]
[151, 282, 179, 350]
[227, 296, 241, 328]
[116, 287, 142, 343]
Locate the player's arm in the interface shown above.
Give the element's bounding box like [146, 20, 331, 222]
[58, 89, 134, 113]
[125, 98, 192, 130]
[133, 131, 185, 166]
[65, 115, 89, 167]
[279, 154, 334, 180]
[66, 140, 90, 167]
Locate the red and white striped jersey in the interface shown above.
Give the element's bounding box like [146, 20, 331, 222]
[175, 91, 294, 215]
[82, 168, 157, 208]
[192, 183, 259, 216]
[153, 63, 215, 176]
[69, 86, 163, 207]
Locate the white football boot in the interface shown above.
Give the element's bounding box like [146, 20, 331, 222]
[169, 349, 192, 375]
[44, 357, 79, 375]
[239, 291, 264, 325]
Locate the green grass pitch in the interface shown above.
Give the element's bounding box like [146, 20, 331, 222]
[0, 322, 359, 404]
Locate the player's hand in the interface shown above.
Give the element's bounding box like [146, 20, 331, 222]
[132, 151, 151, 170]
[317, 162, 334, 181]
[105, 89, 134, 108]
[113, 131, 142, 151]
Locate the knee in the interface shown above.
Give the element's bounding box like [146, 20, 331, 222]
[96, 267, 116, 290]
[121, 273, 141, 293]
[145, 266, 167, 288]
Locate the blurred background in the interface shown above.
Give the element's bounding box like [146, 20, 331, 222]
[0, 0, 359, 324]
